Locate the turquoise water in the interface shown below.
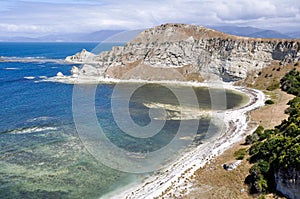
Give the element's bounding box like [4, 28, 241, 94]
[0, 43, 248, 198]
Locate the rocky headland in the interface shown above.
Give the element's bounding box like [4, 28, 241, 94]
[61, 23, 300, 84]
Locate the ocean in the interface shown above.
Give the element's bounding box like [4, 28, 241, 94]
[0, 42, 247, 198]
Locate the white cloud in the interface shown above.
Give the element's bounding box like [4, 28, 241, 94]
[0, 23, 52, 33]
[0, 0, 299, 37]
[214, 0, 277, 20]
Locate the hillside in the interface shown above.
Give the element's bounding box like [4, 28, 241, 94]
[63, 23, 300, 84]
[243, 69, 300, 199]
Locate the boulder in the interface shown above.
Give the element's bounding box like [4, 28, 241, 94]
[56, 72, 64, 77]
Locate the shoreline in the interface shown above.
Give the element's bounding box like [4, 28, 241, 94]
[108, 84, 265, 199]
[44, 74, 245, 89]
[113, 87, 265, 198]
[45, 75, 265, 198]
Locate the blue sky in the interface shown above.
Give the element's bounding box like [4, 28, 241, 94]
[0, 0, 299, 37]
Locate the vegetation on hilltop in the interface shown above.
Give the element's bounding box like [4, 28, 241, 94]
[236, 61, 300, 91]
[245, 68, 300, 196]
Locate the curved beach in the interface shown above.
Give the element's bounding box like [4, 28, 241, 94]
[106, 83, 265, 199]
[46, 75, 265, 198]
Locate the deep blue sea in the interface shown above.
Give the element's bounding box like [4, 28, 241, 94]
[0, 42, 247, 199]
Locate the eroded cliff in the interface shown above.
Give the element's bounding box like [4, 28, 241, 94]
[65, 23, 300, 82]
[275, 169, 300, 199]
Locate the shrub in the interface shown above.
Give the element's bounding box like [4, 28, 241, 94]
[265, 100, 275, 105]
[255, 125, 264, 135]
[245, 134, 259, 145]
[246, 163, 268, 194]
[258, 195, 266, 199]
[258, 71, 262, 76]
[246, 69, 300, 197]
[280, 69, 300, 96]
[234, 148, 247, 160]
[258, 129, 274, 141]
[245, 135, 254, 145]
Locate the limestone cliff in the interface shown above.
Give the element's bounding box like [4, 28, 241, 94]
[275, 168, 300, 199]
[65, 23, 300, 82]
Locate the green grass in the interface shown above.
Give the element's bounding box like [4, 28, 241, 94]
[234, 148, 247, 160]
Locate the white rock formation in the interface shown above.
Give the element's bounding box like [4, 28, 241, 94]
[71, 66, 79, 77]
[65, 49, 97, 63]
[62, 24, 300, 82]
[56, 72, 64, 77]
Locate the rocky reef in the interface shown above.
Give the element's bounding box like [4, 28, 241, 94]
[65, 23, 300, 82]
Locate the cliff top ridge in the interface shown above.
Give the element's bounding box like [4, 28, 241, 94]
[130, 23, 300, 44]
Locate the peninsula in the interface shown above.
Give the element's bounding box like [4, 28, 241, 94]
[51, 23, 299, 84]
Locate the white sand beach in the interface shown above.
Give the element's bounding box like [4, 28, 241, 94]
[109, 84, 265, 199]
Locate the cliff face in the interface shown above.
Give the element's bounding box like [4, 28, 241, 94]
[66, 24, 300, 82]
[275, 168, 300, 199]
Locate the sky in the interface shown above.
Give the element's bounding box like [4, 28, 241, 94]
[0, 0, 299, 37]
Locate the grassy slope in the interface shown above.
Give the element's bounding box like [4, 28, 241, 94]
[186, 61, 299, 199]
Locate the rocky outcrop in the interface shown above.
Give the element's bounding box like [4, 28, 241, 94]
[65, 49, 98, 63]
[64, 23, 300, 82]
[275, 168, 300, 199]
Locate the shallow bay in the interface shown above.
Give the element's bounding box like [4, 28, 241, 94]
[0, 43, 248, 198]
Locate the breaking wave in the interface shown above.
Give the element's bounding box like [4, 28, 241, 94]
[0, 56, 65, 63]
[26, 116, 53, 123]
[3, 126, 58, 135]
[24, 76, 36, 80]
[2, 67, 20, 70]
